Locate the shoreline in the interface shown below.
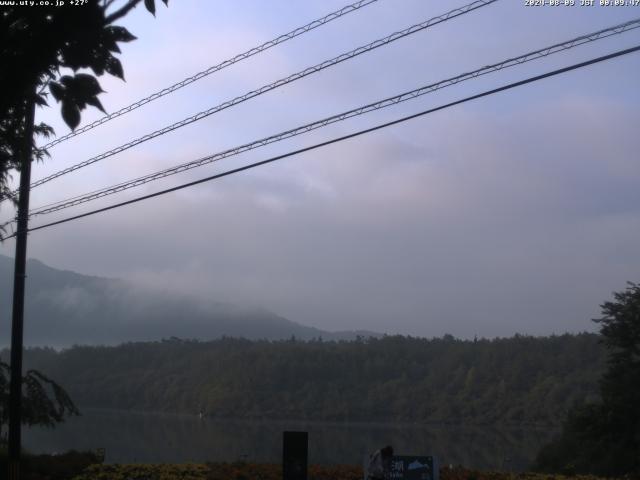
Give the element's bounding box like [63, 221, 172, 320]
[69, 406, 562, 430]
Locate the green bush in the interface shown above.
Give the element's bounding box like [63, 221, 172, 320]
[0, 448, 101, 480]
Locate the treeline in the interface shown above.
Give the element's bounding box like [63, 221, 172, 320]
[8, 333, 604, 425]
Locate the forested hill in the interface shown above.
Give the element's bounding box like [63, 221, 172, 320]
[13, 334, 604, 426]
[0, 255, 377, 345]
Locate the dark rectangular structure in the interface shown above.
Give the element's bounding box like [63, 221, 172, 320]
[282, 431, 308, 480]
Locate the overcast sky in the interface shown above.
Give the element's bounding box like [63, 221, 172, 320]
[1, 0, 639, 339]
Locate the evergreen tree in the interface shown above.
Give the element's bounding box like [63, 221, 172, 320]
[535, 282, 640, 476]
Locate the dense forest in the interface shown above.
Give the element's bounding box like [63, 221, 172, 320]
[4, 333, 604, 426]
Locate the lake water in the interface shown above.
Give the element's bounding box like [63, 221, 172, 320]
[23, 409, 556, 471]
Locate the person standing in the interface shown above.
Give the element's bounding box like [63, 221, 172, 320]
[367, 445, 394, 480]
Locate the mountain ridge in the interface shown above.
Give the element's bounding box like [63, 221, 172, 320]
[0, 254, 379, 346]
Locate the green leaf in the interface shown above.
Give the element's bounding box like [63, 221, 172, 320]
[88, 51, 108, 76]
[144, 0, 156, 16]
[107, 41, 121, 54]
[34, 94, 48, 107]
[49, 82, 65, 102]
[86, 96, 106, 114]
[72, 73, 104, 97]
[59, 75, 75, 88]
[60, 42, 95, 71]
[106, 25, 137, 43]
[34, 122, 55, 138]
[61, 101, 81, 130]
[105, 56, 124, 80]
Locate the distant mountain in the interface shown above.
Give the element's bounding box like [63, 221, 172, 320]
[0, 255, 378, 346]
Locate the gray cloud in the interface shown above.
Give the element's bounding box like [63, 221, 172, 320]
[5, 95, 636, 339]
[2, 0, 639, 340]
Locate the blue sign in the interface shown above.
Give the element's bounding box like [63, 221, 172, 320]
[389, 456, 438, 480]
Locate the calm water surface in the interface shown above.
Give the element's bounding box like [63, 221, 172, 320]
[23, 409, 556, 471]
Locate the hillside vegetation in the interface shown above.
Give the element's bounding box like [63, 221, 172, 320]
[11, 333, 604, 425]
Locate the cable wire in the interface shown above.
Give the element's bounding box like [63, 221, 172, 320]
[28, 0, 497, 190]
[39, 0, 381, 150]
[2, 44, 636, 240]
[24, 17, 640, 218]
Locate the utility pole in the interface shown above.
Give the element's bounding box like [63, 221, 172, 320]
[8, 89, 36, 480]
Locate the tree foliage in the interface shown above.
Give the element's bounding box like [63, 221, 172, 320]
[0, 361, 79, 440]
[0, 0, 168, 214]
[0, 0, 168, 440]
[6, 333, 605, 426]
[534, 283, 640, 477]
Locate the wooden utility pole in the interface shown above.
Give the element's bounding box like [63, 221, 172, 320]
[8, 90, 36, 480]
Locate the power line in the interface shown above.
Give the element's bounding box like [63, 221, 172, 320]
[39, 0, 381, 150]
[24, 17, 640, 218]
[2, 44, 636, 241]
[27, 0, 497, 190]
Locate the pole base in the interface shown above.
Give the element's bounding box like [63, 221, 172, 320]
[9, 459, 19, 480]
